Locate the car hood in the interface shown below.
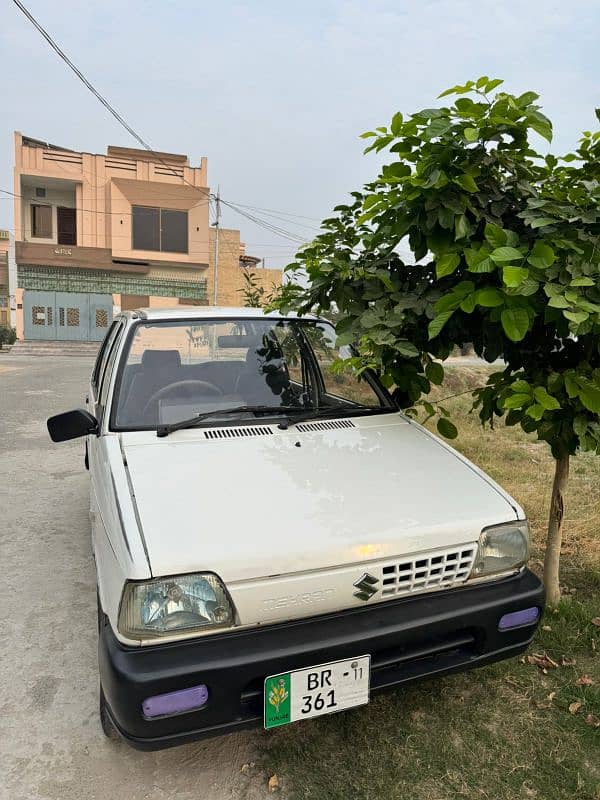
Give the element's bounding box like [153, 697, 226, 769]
[121, 414, 520, 583]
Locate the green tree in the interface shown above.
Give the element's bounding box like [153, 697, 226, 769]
[239, 268, 279, 308]
[277, 78, 600, 605]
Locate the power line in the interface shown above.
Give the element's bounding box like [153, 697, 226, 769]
[220, 199, 307, 244]
[224, 200, 322, 222]
[224, 205, 320, 233]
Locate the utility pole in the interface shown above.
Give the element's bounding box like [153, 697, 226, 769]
[212, 187, 221, 306]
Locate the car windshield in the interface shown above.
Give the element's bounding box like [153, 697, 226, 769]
[112, 317, 393, 430]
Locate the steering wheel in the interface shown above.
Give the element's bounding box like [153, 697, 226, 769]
[143, 380, 223, 417]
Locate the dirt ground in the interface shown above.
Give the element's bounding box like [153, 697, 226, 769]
[0, 356, 268, 800]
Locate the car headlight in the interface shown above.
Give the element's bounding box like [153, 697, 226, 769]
[471, 521, 529, 579]
[118, 573, 234, 641]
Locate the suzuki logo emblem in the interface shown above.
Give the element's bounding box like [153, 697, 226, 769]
[353, 572, 379, 601]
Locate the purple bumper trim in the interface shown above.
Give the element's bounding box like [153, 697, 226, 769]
[142, 685, 209, 719]
[498, 607, 540, 630]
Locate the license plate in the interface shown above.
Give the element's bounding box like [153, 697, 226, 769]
[264, 655, 370, 729]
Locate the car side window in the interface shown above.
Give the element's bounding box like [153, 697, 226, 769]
[92, 322, 120, 400]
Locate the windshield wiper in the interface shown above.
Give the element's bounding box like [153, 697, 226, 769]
[156, 405, 306, 437]
[277, 404, 393, 429]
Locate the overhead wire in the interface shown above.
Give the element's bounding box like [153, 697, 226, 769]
[223, 200, 322, 222]
[220, 199, 308, 244]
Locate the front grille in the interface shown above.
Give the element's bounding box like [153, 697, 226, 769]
[380, 544, 476, 597]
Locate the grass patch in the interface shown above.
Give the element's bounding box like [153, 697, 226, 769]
[259, 365, 600, 799]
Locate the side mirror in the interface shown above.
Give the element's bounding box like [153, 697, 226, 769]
[47, 409, 99, 442]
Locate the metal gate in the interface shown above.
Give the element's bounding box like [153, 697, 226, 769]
[23, 291, 113, 341]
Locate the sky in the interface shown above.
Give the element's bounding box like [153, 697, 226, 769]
[1, 0, 599, 268]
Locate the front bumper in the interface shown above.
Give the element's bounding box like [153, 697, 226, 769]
[99, 568, 544, 750]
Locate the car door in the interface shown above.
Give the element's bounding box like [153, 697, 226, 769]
[88, 321, 126, 582]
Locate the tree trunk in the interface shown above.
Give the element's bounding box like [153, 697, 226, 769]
[543, 453, 570, 606]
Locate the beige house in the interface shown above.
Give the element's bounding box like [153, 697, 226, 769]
[12, 132, 282, 341]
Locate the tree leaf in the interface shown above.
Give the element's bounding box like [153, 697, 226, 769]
[465, 247, 495, 273]
[526, 403, 545, 420]
[533, 386, 561, 410]
[360, 308, 382, 328]
[484, 78, 503, 92]
[501, 308, 530, 341]
[571, 276, 595, 287]
[455, 214, 470, 239]
[391, 112, 403, 136]
[548, 295, 570, 308]
[426, 118, 452, 139]
[460, 293, 477, 313]
[503, 266, 529, 287]
[438, 84, 468, 98]
[564, 310, 589, 324]
[516, 91, 540, 107]
[454, 174, 479, 193]
[503, 393, 531, 409]
[396, 340, 420, 358]
[490, 246, 524, 263]
[428, 310, 454, 339]
[476, 288, 505, 307]
[425, 361, 444, 385]
[484, 223, 507, 248]
[564, 374, 579, 398]
[436, 253, 461, 278]
[511, 379, 531, 394]
[464, 127, 479, 142]
[577, 383, 600, 414]
[437, 417, 458, 439]
[468, 256, 494, 273]
[438, 206, 455, 229]
[528, 111, 553, 142]
[335, 330, 355, 347]
[529, 217, 556, 229]
[527, 241, 556, 268]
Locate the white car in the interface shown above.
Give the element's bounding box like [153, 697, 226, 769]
[48, 307, 543, 750]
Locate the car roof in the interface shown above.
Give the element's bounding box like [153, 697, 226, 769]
[117, 306, 320, 322]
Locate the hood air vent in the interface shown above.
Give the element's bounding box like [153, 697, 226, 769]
[203, 426, 274, 440]
[296, 419, 356, 433]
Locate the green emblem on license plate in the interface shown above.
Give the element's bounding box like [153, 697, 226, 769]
[264, 673, 291, 729]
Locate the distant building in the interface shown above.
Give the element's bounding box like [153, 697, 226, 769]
[0, 230, 9, 327]
[12, 132, 282, 341]
[209, 226, 281, 306]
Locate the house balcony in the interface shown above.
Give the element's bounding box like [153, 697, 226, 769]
[19, 175, 78, 248]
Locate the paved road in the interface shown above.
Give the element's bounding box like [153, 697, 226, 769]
[0, 356, 266, 800]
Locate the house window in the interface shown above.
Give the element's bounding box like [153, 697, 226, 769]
[31, 205, 52, 238]
[132, 206, 188, 253]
